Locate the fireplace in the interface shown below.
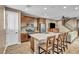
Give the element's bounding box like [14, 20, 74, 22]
[48, 23, 59, 32]
[49, 23, 55, 28]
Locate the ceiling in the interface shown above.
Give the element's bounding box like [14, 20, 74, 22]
[6, 5, 79, 20]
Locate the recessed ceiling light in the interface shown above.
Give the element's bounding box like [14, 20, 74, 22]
[44, 8, 47, 10]
[75, 7, 78, 10]
[63, 6, 67, 9]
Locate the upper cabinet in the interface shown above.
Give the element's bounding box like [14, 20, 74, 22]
[39, 18, 46, 24]
[21, 16, 34, 27]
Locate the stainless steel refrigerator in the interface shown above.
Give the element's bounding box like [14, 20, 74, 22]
[40, 24, 46, 33]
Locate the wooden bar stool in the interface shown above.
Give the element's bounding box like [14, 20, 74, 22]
[53, 34, 64, 54]
[60, 32, 69, 52]
[38, 36, 55, 54]
[63, 32, 69, 50]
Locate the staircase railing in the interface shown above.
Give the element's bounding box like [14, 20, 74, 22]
[65, 22, 77, 31]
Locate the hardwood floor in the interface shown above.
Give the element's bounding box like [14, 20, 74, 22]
[65, 37, 79, 54]
[5, 42, 32, 54]
[5, 37, 79, 54]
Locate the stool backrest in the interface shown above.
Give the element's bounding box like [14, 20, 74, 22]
[63, 32, 69, 41]
[46, 36, 55, 51]
[57, 34, 63, 43]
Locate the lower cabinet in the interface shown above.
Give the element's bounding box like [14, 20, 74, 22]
[21, 33, 30, 42]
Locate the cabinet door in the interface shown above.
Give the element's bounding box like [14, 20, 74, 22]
[21, 33, 29, 42]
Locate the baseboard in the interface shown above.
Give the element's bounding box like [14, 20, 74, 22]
[3, 46, 8, 54]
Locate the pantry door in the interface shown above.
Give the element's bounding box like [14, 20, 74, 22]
[6, 10, 20, 46]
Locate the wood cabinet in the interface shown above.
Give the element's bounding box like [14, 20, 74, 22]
[21, 16, 34, 27]
[48, 28, 59, 33]
[21, 33, 30, 42]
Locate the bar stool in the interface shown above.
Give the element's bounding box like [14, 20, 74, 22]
[38, 36, 55, 54]
[63, 32, 69, 50]
[60, 32, 69, 52]
[53, 32, 69, 54]
[53, 34, 64, 54]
